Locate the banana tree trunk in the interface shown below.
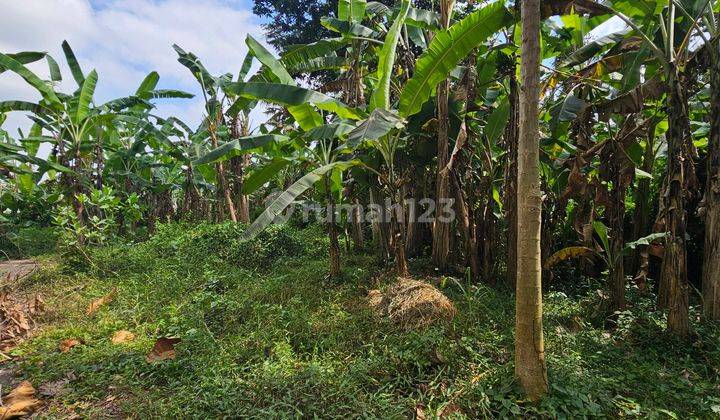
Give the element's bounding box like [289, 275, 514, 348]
[325, 177, 341, 278]
[390, 180, 409, 277]
[71, 152, 86, 245]
[231, 154, 251, 224]
[95, 138, 104, 190]
[631, 120, 658, 288]
[351, 197, 364, 252]
[703, 47, 720, 321]
[608, 144, 626, 313]
[391, 201, 410, 277]
[451, 169, 479, 280]
[369, 186, 390, 260]
[431, 0, 454, 270]
[405, 188, 420, 257]
[661, 67, 692, 337]
[515, 0, 548, 400]
[216, 162, 237, 223]
[231, 117, 252, 224]
[209, 124, 237, 223]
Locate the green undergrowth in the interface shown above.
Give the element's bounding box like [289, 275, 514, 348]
[9, 222, 720, 418]
[0, 226, 57, 260]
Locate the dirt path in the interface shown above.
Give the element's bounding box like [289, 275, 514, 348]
[0, 259, 38, 283]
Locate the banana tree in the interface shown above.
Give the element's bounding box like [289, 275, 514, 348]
[0, 41, 192, 239]
[201, 31, 365, 277]
[216, 0, 513, 277]
[545, 221, 668, 294]
[691, 0, 720, 321]
[173, 45, 241, 222]
[571, 0, 715, 336]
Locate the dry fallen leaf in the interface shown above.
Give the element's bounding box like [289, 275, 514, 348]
[86, 287, 118, 316]
[59, 339, 81, 353]
[145, 337, 181, 363]
[28, 294, 45, 315]
[0, 381, 41, 419]
[439, 403, 463, 418]
[111, 330, 135, 344]
[415, 404, 427, 420]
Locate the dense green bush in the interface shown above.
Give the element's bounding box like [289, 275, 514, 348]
[70, 221, 328, 275]
[142, 221, 327, 269]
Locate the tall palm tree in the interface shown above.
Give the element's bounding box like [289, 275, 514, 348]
[515, 0, 548, 401]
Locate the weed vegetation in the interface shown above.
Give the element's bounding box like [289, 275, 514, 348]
[6, 223, 718, 418]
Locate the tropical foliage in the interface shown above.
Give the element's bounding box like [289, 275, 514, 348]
[2, 0, 720, 409]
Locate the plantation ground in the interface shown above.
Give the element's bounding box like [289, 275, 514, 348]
[1, 223, 719, 418]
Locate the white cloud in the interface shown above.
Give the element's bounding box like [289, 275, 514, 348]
[0, 0, 268, 134]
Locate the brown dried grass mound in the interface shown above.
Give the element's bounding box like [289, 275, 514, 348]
[368, 278, 456, 330]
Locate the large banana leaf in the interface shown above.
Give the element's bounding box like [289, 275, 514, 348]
[364, 3, 441, 29]
[484, 97, 510, 143]
[398, 2, 511, 117]
[45, 55, 61, 82]
[238, 53, 254, 82]
[245, 35, 324, 130]
[242, 157, 292, 194]
[0, 52, 60, 83]
[407, 25, 428, 49]
[61, 40, 85, 87]
[286, 57, 349, 75]
[305, 122, 356, 139]
[366, 1, 390, 15]
[100, 96, 151, 111]
[281, 38, 348, 69]
[223, 82, 364, 121]
[146, 89, 194, 99]
[173, 44, 216, 94]
[136, 71, 160, 96]
[244, 160, 360, 239]
[338, 0, 367, 22]
[0, 53, 61, 107]
[75, 69, 98, 124]
[321, 17, 379, 38]
[345, 109, 404, 149]
[406, 7, 443, 30]
[0, 101, 44, 113]
[369, 0, 411, 111]
[562, 28, 632, 67]
[246, 35, 294, 84]
[622, 232, 668, 254]
[0, 52, 44, 73]
[194, 134, 288, 165]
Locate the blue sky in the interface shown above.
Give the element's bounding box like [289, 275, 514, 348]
[1, 0, 270, 136]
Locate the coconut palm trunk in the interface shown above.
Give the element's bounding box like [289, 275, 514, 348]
[515, 0, 548, 400]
